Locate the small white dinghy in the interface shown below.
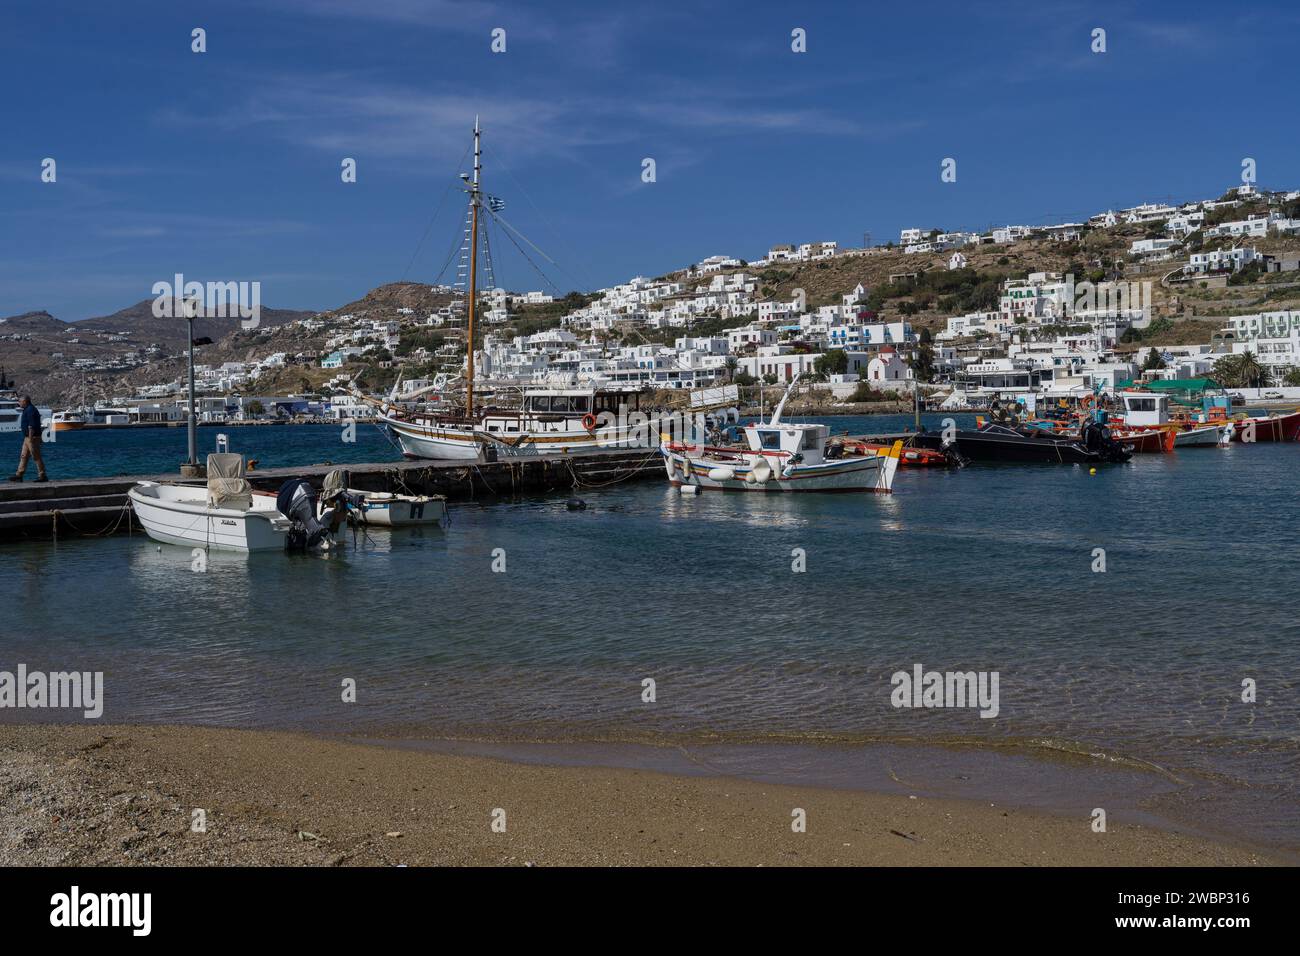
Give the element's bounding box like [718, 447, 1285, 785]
[128, 454, 291, 551]
[346, 489, 447, 527]
[1173, 423, 1225, 447]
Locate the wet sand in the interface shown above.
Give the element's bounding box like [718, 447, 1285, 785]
[0, 724, 1282, 866]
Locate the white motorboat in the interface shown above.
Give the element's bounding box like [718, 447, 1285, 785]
[661, 376, 904, 494]
[128, 481, 292, 551]
[51, 410, 88, 431]
[0, 370, 53, 435]
[129, 452, 299, 551]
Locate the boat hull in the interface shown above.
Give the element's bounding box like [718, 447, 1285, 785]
[851, 442, 950, 467]
[1173, 424, 1225, 447]
[353, 492, 447, 527]
[1115, 428, 1175, 454]
[128, 484, 289, 552]
[662, 447, 899, 493]
[1228, 411, 1300, 442]
[915, 428, 1130, 464]
[385, 415, 664, 461]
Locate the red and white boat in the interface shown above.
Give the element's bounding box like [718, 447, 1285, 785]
[1117, 390, 1228, 449]
[1226, 410, 1300, 442]
[844, 439, 951, 467]
[1112, 427, 1175, 454]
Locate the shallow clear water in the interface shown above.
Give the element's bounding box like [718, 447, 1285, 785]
[1, 416, 1297, 851]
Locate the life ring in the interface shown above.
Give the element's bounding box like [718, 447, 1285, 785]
[581, 413, 597, 431]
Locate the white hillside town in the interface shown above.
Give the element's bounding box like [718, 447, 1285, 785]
[30, 180, 1300, 424]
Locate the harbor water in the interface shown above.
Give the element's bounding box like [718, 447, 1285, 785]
[1, 417, 1297, 854]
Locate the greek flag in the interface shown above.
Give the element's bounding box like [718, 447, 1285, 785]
[488, 196, 506, 212]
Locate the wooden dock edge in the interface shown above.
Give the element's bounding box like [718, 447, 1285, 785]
[0, 449, 665, 543]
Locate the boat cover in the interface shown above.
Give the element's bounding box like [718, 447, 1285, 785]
[322, 468, 350, 501]
[207, 453, 252, 510]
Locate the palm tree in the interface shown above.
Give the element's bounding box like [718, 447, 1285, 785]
[724, 356, 739, 382]
[1237, 350, 1270, 389]
[1213, 351, 1270, 389]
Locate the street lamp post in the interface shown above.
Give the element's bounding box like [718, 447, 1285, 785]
[186, 299, 198, 468]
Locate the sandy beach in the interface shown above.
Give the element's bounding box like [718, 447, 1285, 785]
[0, 724, 1281, 867]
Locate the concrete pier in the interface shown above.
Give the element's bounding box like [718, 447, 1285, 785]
[0, 449, 665, 542]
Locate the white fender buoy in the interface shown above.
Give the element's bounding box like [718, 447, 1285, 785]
[750, 459, 772, 484]
[681, 483, 700, 495]
[707, 466, 735, 482]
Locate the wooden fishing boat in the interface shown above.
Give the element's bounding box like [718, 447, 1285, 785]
[1226, 410, 1300, 442]
[662, 377, 904, 493]
[843, 439, 951, 467]
[1112, 428, 1176, 454]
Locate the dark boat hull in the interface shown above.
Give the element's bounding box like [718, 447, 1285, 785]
[914, 427, 1131, 464]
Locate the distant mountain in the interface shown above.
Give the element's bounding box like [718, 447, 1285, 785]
[2, 280, 493, 406]
[75, 299, 316, 351]
[0, 300, 318, 405]
[0, 310, 70, 336]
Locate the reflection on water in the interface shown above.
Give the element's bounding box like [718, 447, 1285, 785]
[2, 431, 1298, 850]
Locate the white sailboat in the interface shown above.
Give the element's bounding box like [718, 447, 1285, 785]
[375, 120, 667, 461]
[385, 384, 668, 459]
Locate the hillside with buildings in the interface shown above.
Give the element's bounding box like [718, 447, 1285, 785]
[6, 181, 1300, 421]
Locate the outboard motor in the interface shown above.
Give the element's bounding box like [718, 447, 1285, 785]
[1080, 420, 1130, 463]
[940, 439, 969, 468]
[277, 478, 330, 551]
[941, 434, 972, 468]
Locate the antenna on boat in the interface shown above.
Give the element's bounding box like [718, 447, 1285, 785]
[770, 373, 801, 426]
[463, 116, 482, 418]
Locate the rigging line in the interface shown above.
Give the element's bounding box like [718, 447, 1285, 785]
[489, 208, 588, 293]
[399, 178, 460, 283]
[400, 140, 473, 284]
[486, 208, 564, 296]
[482, 142, 598, 291]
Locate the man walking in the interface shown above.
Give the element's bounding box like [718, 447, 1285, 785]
[11, 396, 48, 482]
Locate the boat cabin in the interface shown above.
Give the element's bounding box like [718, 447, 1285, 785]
[743, 422, 830, 465]
[1120, 391, 1170, 427]
[520, 387, 642, 418]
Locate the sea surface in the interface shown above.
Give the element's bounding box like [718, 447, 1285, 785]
[1, 417, 1297, 854]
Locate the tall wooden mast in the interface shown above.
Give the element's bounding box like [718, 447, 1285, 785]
[465, 116, 482, 418]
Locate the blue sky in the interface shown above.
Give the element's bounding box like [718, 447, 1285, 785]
[2, 0, 1297, 320]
